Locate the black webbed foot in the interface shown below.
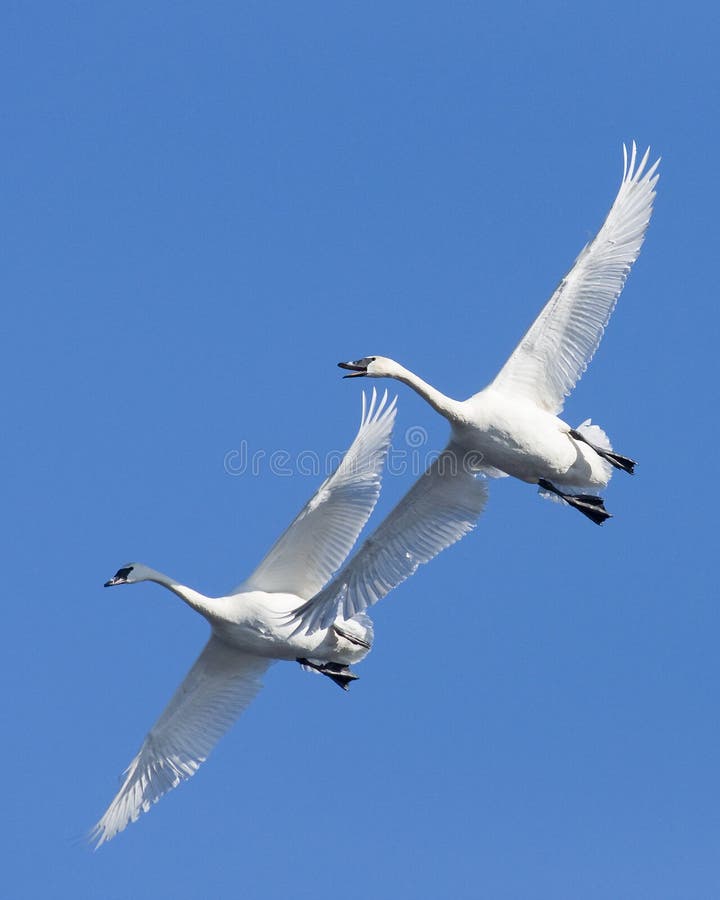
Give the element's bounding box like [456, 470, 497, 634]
[297, 658, 359, 691]
[569, 429, 636, 475]
[538, 479, 612, 526]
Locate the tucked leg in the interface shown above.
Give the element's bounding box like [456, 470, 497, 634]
[569, 428, 636, 475]
[297, 658, 359, 691]
[538, 478, 612, 526]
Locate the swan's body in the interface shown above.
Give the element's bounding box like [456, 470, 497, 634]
[93, 389, 488, 846]
[130, 571, 372, 663]
[340, 143, 659, 523]
[454, 389, 608, 487]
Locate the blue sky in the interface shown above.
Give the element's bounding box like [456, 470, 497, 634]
[2, 2, 718, 897]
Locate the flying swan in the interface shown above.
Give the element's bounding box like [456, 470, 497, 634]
[339, 143, 660, 524]
[92, 389, 487, 846]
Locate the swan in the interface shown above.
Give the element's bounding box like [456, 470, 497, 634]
[92, 389, 487, 846]
[338, 143, 660, 524]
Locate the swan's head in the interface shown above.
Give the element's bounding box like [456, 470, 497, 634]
[104, 563, 154, 587]
[338, 356, 399, 378]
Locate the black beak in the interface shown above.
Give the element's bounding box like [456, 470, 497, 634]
[338, 361, 368, 378]
[104, 576, 125, 587]
[105, 565, 134, 587]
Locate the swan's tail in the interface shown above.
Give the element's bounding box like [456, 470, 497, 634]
[571, 420, 636, 476]
[333, 611, 374, 651]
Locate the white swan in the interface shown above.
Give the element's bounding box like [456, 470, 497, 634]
[338, 143, 660, 524]
[93, 389, 487, 846]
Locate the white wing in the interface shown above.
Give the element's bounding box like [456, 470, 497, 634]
[290, 442, 489, 634]
[234, 389, 397, 600]
[490, 143, 660, 414]
[91, 637, 270, 847]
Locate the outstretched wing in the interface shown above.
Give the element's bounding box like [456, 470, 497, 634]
[233, 389, 397, 600]
[91, 637, 270, 847]
[289, 442, 489, 634]
[490, 143, 659, 414]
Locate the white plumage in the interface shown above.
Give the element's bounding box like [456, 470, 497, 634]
[339, 143, 659, 524]
[93, 388, 488, 846]
[491, 143, 660, 414]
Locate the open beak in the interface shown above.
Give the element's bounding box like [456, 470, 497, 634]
[104, 576, 126, 587]
[105, 565, 134, 587]
[338, 360, 368, 378]
[103, 572, 127, 587]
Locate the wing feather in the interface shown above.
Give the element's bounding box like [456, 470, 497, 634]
[490, 143, 659, 413]
[290, 442, 488, 634]
[91, 637, 269, 847]
[233, 389, 397, 599]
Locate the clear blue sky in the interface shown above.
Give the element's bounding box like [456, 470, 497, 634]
[2, 2, 717, 898]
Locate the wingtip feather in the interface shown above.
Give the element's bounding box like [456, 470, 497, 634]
[361, 387, 398, 430]
[621, 141, 660, 189]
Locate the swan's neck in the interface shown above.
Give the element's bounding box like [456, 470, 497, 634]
[390, 364, 458, 420]
[144, 569, 218, 619]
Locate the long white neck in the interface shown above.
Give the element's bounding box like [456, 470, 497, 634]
[387, 363, 459, 421]
[141, 567, 218, 620]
